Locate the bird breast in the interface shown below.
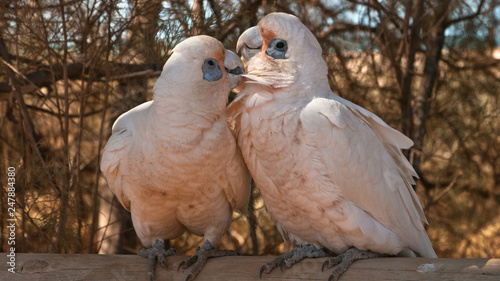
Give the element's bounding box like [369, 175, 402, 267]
[237, 98, 329, 242]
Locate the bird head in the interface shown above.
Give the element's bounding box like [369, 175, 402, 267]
[154, 35, 231, 109]
[236, 13, 329, 92]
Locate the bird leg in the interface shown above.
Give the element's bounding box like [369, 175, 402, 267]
[137, 239, 176, 281]
[259, 244, 326, 278]
[177, 240, 239, 281]
[322, 247, 385, 281]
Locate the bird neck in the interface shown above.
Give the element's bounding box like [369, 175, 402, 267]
[150, 95, 225, 131]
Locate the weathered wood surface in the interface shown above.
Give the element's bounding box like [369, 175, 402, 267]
[1, 254, 499, 280]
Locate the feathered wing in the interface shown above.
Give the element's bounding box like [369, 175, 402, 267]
[100, 101, 154, 213]
[101, 124, 132, 211]
[299, 96, 436, 258]
[221, 135, 252, 214]
[336, 97, 419, 178]
[333, 95, 426, 223]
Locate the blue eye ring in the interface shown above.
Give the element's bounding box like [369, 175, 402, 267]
[202, 58, 223, 82]
[266, 38, 287, 60]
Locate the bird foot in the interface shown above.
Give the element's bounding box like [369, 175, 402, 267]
[259, 244, 325, 278]
[177, 241, 239, 281]
[322, 247, 383, 281]
[137, 239, 176, 281]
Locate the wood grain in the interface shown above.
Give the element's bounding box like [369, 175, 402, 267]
[1, 254, 499, 280]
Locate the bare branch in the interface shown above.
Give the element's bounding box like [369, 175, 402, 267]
[445, 0, 486, 26]
[0, 34, 44, 162]
[425, 171, 463, 210]
[0, 61, 163, 99]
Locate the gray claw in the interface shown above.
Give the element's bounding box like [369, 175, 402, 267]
[259, 265, 267, 278]
[322, 259, 329, 271]
[179, 240, 239, 280]
[137, 240, 176, 280]
[177, 260, 187, 271]
[325, 247, 384, 281]
[258, 244, 325, 277]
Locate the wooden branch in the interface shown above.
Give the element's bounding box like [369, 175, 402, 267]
[0, 61, 163, 100]
[347, 0, 403, 29]
[316, 22, 378, 40]
[445, 0, 485, 27]
[440, 56, 500, 70]
[25, 104, 103, 118]
[1, 254, 499, 280]
[425, 170, 463, 211]
[0, 34, 44, 162]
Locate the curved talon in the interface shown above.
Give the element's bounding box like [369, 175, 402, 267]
[138, 240, 176, 280]
[179, 242, 239, 280]
[259, 265, 267, 278]
[178, 255, 198, 271]
[322, 260, 329, 272]
[322, 256, 341, 271]
[324, 248, 383, 281]
[177, 260, 186, 272]
[258, 245, 324, 279]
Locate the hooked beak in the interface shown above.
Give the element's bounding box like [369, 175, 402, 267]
[236, 26, 262, 62]
[224, 49, 245, 89]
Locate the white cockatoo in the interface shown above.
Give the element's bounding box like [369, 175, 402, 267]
[230, 13, 437, 281]
[101, 35, 251, 281]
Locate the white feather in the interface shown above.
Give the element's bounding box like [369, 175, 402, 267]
[230, 13, 436, 258]
[101, 36, 251, 247]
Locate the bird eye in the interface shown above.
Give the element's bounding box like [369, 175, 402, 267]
[202, 58, 222, 82]
[266, 38, 287, 60]
[205, 58, 217, 68]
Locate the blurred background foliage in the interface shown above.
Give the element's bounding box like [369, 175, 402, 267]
[0, 0, 499, 258]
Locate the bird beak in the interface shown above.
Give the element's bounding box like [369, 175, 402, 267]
[236, 26, 262, 62]
[224, 49, 244, 89]
[224, 49, 244, 75]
